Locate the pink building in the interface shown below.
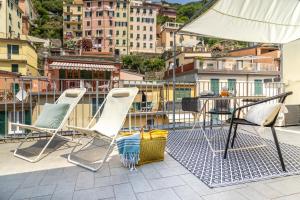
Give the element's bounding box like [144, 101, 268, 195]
[83, 0, 117, 53]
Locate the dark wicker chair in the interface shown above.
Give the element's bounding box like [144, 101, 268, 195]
[223, 91, 293, 171]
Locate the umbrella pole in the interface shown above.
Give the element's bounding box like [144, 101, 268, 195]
[172, 32, 177, 131]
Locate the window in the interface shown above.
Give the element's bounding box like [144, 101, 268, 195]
[7, 45, 19, 55]
[9, 13, 12, 21]
[116, 12, 120, 17]
[109, 48, 113, 52]
[137, 17, 140, 22]
[143, 26, 146, 31]
[130, 17, 133, 21]
[123, 12, 126, 17]
[143, 43, 146, 48]
[86, 2, 91, 7]
[143, 9, 146, 14]
[228, 79, 236, 91]
[77, 6, 81, 12]
[109, 1, 113, 8]
[137, 26, 140, 30]
[130, 8, 134, 13]
[211, 79, 220, 95]
[67, 6, 70, 12]
[123, 30, 126, 35]
[150, 43, 153, 48]
[143, 34, 146, 40]
[130, 25, 133, 30]
[98, 1, 102, 7]
[137, 8, 140, 13]
[254, 80, 263, 95]
[87, 21, 90, 26]
[116, 40, 119, 45]
[123, 2, 127, 8]
[18, 22, 20, 29]
[150, 26, 153, 31]
[67, 24, 70, 29]
[137, 42, 140, 48]
[98, 20, 101, 25]
[137, 34, 140, 39]
[130, 42, 133, 47]
[96, 11, 103, 17]
[85, 11, 92, 17]
[11, 64, 19, 72]
[149, 9, 153, 14]
[149, 35, 153, 40]
[170, 32, 173, 36]
[96, 30, 102, 35]
[109, 39, 113, 45]
[130, 33, 133, 38]
[109, 20, 113, 26]
[170, 41, 173, 47]
[116, 30, 119, 35]
[77, 24, 81, 30]
[117, 2, 120, 8]
[175, 88, 191, 101]
[123, 40, 126, 45]
[109, 29, 113, 35]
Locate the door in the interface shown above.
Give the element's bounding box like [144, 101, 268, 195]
[0, 111, 8, 137]
[228, 79, 236, 92]
[254, 79, 263, 95]
[211, 79, 219, 95]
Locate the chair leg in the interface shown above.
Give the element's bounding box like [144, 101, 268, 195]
[271, 126, 286, 172]
[224, 121, 234, 159]
[230, 124, 238, 148]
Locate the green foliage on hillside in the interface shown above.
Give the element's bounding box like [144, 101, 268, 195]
[122, 55, 165, 74]
[30, 0, 63, 39]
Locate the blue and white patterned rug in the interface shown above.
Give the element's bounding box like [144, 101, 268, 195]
[166, 128, 300, 188]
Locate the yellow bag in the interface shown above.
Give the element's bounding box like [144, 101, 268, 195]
[120, 129, 168, 165]
[138, 129, 168, 165]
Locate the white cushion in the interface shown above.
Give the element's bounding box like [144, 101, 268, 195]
[245, 103, 282, 126]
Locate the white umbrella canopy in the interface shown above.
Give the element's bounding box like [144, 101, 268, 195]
[180, 0, 300, 44]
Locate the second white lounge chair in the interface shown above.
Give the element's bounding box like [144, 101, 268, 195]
[67, 87, 139, 171]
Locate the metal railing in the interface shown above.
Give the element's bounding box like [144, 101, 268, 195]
[0, 78, 285, 139]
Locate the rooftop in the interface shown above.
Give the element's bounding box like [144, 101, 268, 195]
[1, 126, 300, 200]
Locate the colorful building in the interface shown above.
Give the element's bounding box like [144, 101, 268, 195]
[83, 0, 116, 53]
[0, 37, 39, 76]
[0, 0, 23, 39]
[128, 0, 158, 54]
[18, 0, 37, 35]
[63, 0, 83, 43]
[45, 54, 121, 91]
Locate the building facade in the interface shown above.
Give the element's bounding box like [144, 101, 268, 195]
[0, 0, 23, 39]
[82, 0, 116, 53]
[128, 0, 157, 54]
[18, 0, 37, 35]
[63, 0, 83, 43]
[0, 38, 39, 76]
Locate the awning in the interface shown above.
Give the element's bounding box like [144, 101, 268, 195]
[50, 62, 116, 71]
[180, 0, 300, 44]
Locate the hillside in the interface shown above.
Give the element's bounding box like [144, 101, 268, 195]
[30, 0, 63, 39]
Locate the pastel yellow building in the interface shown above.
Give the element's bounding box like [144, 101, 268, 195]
[63, 0, 83, 43]
[115, 0, 129, 55]
[159, 22, 199, 52]
[0, 0, 23, 39]
[0, 37, 39, 76]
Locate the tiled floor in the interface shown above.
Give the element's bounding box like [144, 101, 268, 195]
[1, 126, 300, 200]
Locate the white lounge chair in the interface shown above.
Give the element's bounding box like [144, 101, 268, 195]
[67, 87, 139, 171]
[12, 88, 86, 162]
